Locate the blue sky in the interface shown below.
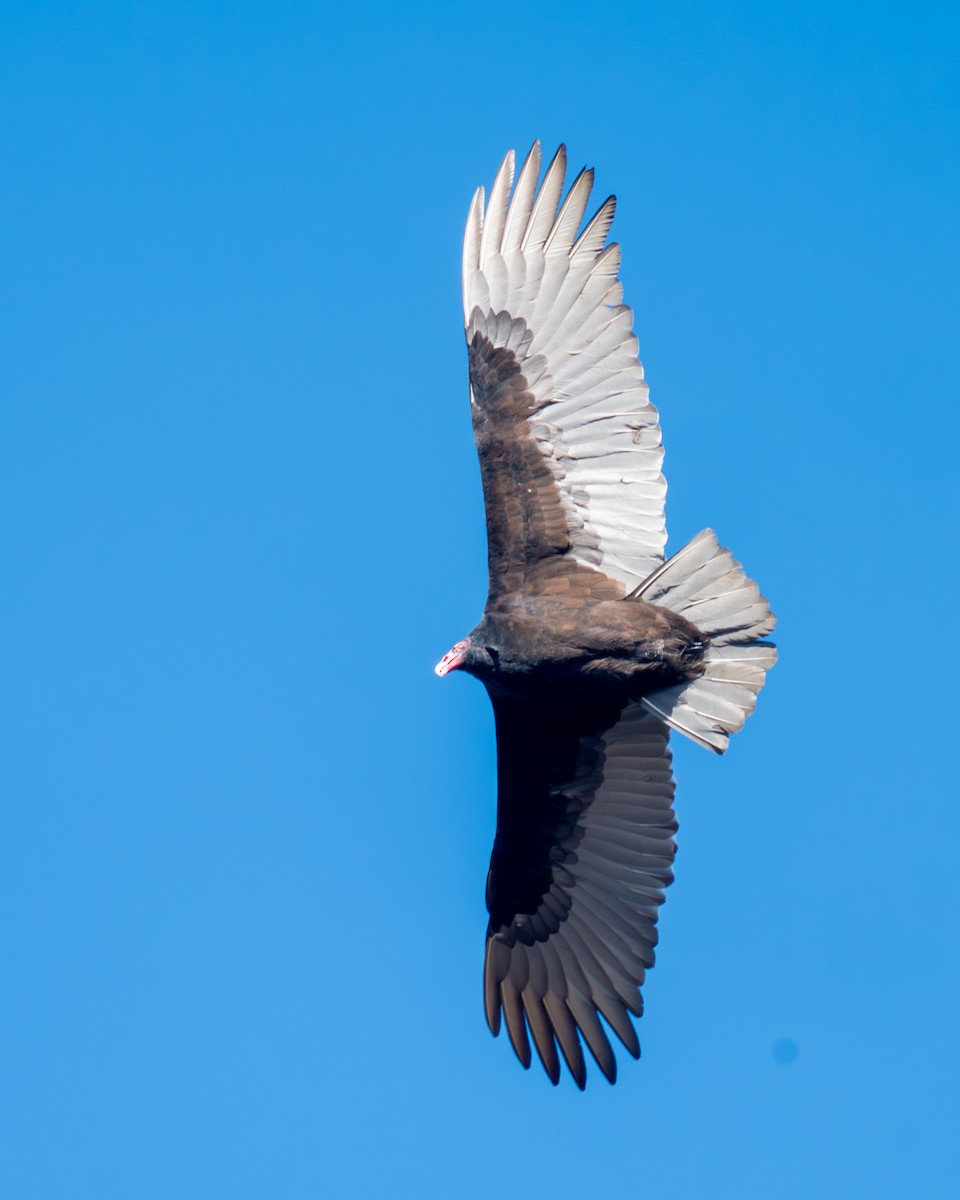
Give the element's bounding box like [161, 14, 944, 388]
[2, 2, 958, 1196]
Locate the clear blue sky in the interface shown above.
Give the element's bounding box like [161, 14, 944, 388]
[2, 2, 958, 1196]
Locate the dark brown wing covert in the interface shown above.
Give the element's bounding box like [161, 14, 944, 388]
[469, 326, 574, 599]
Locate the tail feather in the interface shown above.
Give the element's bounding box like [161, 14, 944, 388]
[634, 530, 776, 753]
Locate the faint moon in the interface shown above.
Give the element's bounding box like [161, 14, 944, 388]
[772, 1037, 798, 1064]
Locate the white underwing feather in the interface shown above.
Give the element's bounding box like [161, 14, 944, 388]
[501, 142, 541, 255]
[479, 150, 514, 268]
[521, 144, 567, 252]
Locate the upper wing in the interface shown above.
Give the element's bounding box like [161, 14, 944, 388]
[465, 143, 667, 600]
[485, 695, 676, 1088]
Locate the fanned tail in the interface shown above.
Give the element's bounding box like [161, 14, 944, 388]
[633, 530, 777, 753]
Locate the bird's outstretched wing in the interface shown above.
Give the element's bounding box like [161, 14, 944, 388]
[485, 696, 676, 1088]
[465, 143, 666, 601]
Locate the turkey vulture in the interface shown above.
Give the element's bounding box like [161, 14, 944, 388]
[436, 143, 776, 1088]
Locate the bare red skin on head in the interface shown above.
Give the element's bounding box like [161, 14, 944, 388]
[435, 638, 470, 677]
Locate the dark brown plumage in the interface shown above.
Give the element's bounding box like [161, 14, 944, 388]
[436, 144, 776, 1088]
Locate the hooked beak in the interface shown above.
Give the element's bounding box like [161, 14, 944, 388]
[435, 641, 468, 677]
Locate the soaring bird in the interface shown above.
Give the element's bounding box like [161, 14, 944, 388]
[436, 143, 776, 1088]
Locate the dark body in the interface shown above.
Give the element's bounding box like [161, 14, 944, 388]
[460, 592, 706, 699]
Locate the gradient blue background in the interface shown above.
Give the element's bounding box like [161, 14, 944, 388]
[2, 2, 957, 1196]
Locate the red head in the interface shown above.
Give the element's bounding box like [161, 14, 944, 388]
[435, 637, 470, 677]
